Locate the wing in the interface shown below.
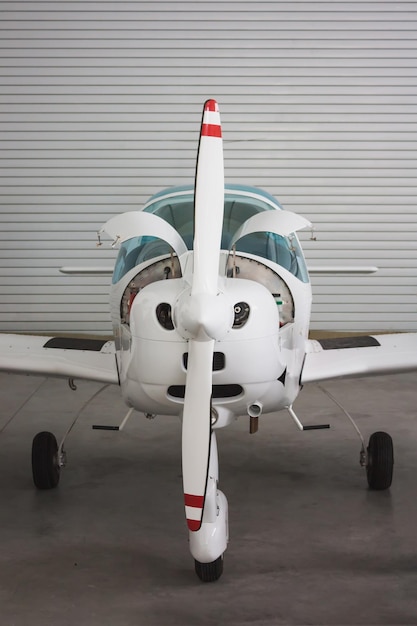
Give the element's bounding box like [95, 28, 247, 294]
[301, 333, 417, 384]
[0, 334, 118, 385]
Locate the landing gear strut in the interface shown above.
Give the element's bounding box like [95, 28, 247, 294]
[189, 432, 229, 582]
[314, 385, 394, 490]
[30, 381, 116, 490]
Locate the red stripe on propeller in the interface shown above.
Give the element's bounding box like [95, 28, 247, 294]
[201, 123, 222, 138]
[187, 519, 202, 532]
[184, 493, 205, 508]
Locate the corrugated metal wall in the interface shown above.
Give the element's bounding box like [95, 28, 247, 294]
[1, 1, 416, 333]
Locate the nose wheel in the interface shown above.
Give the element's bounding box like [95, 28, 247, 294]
[195, 555, 224, 582]
[31, 431, 61, 490]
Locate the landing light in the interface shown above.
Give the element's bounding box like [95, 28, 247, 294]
[156, 302, 174, 330]
[233, 302, 250, 328]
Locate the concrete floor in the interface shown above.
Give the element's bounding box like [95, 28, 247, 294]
[0, 372, 416, 625]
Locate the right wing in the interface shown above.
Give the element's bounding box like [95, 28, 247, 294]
[301, 333, 417, 385]
[0, 334, 118, 385]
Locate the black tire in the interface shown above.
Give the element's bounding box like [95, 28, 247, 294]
[32, 431, 60, 490]
[366, 431, 394, 490]
[194, 555, 223, 582]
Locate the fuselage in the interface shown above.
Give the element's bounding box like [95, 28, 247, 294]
[106, 185, 312, 427]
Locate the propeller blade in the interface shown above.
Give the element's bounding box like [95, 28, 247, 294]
[182, 339, 214, 531]
[181, 99, 225, 532]
[192, 99, 224, 295]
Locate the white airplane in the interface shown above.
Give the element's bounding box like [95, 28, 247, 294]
[1, 99, 417, 582]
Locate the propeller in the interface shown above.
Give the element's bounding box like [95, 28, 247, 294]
[181, 99, 226, 532]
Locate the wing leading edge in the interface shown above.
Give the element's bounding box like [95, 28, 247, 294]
[0, 334, 118, 385]
[301, 333, 417, 384]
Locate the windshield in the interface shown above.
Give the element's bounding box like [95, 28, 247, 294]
[143, 188, 276, 250]
[143, 187, 308, 282]
[113, 186, 309, 284]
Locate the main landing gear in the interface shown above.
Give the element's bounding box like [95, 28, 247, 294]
[366, 431, 394, 490]
[288, 394, 394, 492]
[311, 386, 395, 491]
[32, 431, 63, 490]
[31, 380, 119, 490]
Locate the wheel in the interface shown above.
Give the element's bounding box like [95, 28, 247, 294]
[194, 555, 223, 582]
[32, 431, 60, 490]
[366, 431, 394, 490]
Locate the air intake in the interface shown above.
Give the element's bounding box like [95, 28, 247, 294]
[183, 352, 225, 371]
[168, 384, 242, 399]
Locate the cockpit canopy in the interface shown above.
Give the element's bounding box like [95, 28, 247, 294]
[112, 185, 309, 284]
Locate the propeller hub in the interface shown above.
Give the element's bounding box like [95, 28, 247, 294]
[175, 290, 233, 341]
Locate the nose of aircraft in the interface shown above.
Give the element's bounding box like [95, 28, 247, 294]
[175, 289, 234, 341]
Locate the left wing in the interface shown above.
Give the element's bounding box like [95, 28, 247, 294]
[301, 333, 417, 384]
[0, 334, 118, 384]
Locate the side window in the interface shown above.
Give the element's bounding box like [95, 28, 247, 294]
[235, 232, 308, 282]
[113, 236, 173, 284]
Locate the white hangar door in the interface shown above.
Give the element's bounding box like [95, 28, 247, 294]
[0, 1, 416, 333]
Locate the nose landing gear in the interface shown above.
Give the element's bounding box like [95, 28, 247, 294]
[195, 555, 224, 583]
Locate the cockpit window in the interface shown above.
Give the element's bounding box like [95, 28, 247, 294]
[113, 236, 174, 284]
[144, 195, 195, 250]
[234, 232, 309, 283]
[110, 187, 309, 285]
[142, 187, 309, 283]
[143, 190, 274, 250]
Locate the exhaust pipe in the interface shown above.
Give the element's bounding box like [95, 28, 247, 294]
[247, 402, 263, 418]
[248, 402, 262, 434]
